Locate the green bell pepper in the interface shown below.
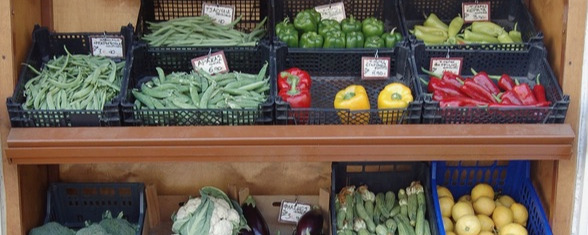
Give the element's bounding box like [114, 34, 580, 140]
[276, 17, 297, 36]
[509, 23, 523, 43]
[300, 32, 324, 48]
[323, 30, 346, 48]
[294, 10, 319, 33]
[318, 19, 341, 37]
[345, 31, 364, 48]
[381, 28, 403, 48]
[341, 15, 362, 33]
[362, 17, 385, 37]
[364, 35, 384, 48]
[278, 27, 299, 47]
[304, 9, 321, 23]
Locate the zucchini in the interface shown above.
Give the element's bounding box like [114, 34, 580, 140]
[390, 204, 401, 217]
[337, 208, 347, 229]
[385, 218, 397, 234]
[375, 193, 390, 218]
[415, 207, 425, 235]
[385, 191, 396, 212]
[375, 224, 388, 235]
[423, 220, 431, 235]
[356, 194, 376, 232]
[407, 186, 418, 226]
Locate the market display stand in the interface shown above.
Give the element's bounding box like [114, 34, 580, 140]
[0, 0, 584, 234]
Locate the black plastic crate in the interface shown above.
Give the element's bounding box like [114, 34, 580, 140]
[274, 42, 422, 125]
[6, 25, 134, 127]
[121, 42, 274, 126]
[331, 162, 439, 235]
[136, 0, 269, 41]
[412, 42, 569, 124]
[271, 0, 406, 45]
[43, 182, 145, 235]
[399, 0, 542, 50]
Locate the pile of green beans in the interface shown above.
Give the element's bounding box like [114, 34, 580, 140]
[142, 15, 267, 47]
[131, 62, 269, 111]
[23, 48, 125, 110]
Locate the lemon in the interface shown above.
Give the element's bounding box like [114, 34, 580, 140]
[442, 216, 454, 232]
[452, 201, 475, 221]
[439, 196, 455, 217]
[446, 232, 457, 235]
[510, 203, 529, 226]
[496, 195, 516, 208]
[455, 214, 481, 235]
[499, 223, 528, 235]
[477, 214, 495, 232]
[471, 183, 495, 201]
[473, 196, 496, 216]
[493, 205, 514, 230]
[437, 185, 454, 200]
[479, 232, 495, 235]
[458, 194, 472, 203]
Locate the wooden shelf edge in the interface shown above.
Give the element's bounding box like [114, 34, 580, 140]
[4, 124, 575, 164]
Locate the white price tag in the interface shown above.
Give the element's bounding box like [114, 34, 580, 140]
[462, 2, 491, 22]
[90, 36, 124, 58]
[362, 57, 390, 80]
[315, 2, 346, 22]
[191, 51, 230, 74]
[430, 57, 464, 75]
[202, 2, 235, 25]
[278, 201, 312, 224]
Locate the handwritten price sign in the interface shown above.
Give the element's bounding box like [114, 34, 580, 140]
[315, 2, 346, 22]
[430, 57, 464, 75]
[202, 2, 235, 25]
[278, 201, 312, 224]
[191, 51, 230, 74]
[362, 57, 390, 80]
[462, 2, 491, 22]
[90, 36, 124, 58]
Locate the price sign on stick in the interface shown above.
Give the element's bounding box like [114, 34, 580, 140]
[90, 36, 125, 58]
[462, 2, 491, 22]
[278, 200, 312, 224]
[430, 57, 464, 75]
[202, 2, 235, 25]
[192, 51, 230, 74]
[315, 2, 346, 22]
[362, 56, 391, 80]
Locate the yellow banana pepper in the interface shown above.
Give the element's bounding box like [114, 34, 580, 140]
[377, 83, 413, 124]
[334, 85, 371, 124]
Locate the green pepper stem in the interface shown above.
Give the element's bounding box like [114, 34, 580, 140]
[391, 92, 402, 101]
[419, 77, 429, 86]
[343, 92, 356, 100]
[287, 75, 301, 95]
[420, 67, 442, 79]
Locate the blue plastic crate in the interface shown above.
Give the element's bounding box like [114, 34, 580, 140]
[431, 161, 552, 235]
[43, 182, 146, 235]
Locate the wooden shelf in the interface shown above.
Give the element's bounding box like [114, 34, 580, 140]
[5, 124, 574, 164]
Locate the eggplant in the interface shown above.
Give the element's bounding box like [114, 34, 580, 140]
[294, 207, 324, 235]
[240, 195, 270, 235]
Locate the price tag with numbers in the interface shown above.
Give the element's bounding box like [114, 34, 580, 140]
[430, 57, 463, 75]
[202, 2, 235, 25]
[462, 2, 491, 22]
[191, 51, 230, 75]
[90, 35, 125, 58]
[362, 56, 391, 80]
[277, 200, 312, 224]
[315, 2, 346, 22]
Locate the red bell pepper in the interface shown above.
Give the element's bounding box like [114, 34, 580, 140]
[278, 75, 311, 108]
[458, 78, 497, 103]
[513, 79, 538, 105]
[493, 73, 516, 91]
[532, 74, 548, 102]
[278, 67, 311, 91]
[471, 69, 500, 95]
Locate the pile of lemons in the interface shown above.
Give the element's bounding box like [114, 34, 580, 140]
[437, 183, 529, 235]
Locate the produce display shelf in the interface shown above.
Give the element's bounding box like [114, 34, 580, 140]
[5, 124, 574, 164]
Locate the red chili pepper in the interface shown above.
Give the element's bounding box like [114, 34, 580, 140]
[512, 79, 538, 105]
[488, 101, 551, 108]
[498, 90, 523, 105]
[459, 78, 498, 103]
[421, 67, 462, 89]
[419, 77, 464, 98]
[439, 96, 489, 107]
[278, 67, 311, 91]
[471, 69, 500, 95]
[278, 75, 312, 108]
[532, 74, 548, 102]
[494, 74, 516, 91]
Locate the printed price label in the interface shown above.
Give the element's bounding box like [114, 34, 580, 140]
[362, 57, 390, 80]
[462, 2, 491, 22]
[202, 2, 235, 25]
[191, 51, 230, 74]
[430, 57, 463, 75]
[90, 36, 124, 58]
[278, 201, 312, 224]
[315, 2, 346, 22]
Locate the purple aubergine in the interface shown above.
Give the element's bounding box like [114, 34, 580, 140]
[295, 207, 324, 235]
[240, 195, 270, 235]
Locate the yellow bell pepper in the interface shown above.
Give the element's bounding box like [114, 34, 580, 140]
[377, 83, 413, 124]
[334, 85, 371, 124]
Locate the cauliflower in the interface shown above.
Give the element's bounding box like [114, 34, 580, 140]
[208, 197, 242, 235]
[175, 197, 202, 221]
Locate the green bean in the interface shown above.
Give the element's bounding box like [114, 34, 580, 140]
[199, 82, 216, 109]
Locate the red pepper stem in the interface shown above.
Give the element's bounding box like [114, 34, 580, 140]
[286, 75, 301, 95]
[419, 77, 429, 86]
[471, 68, 478, 75]
[472, 68, 501, 80]
[535, 74, 541, 85]
[455, 77, 465, 85]
[515, 79, 521, 85]
[493, 93, 502, 103]
[421, 67, 442, 79]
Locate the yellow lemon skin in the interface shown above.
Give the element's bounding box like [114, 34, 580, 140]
[477, 214, 495, 232]
[442, 216, 454, 232]
[498, 223, 528, 235]
[452, 201, 475, 222]
[510, 202, 529, 226]
[455, 214, 481, 235]
[473, 196, 496, 216]
[439, 196, 455, 217]
[471, 183, 495, 201]
[496, 195, 516, 208]
[493, 205, 514, 230]
[479, 232, 495, 235]
[437, 185, 454, 200]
